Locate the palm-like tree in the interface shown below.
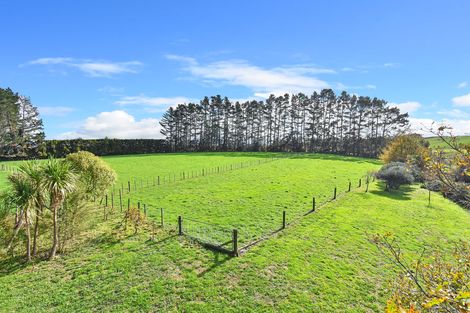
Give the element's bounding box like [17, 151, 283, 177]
[41, 158, 77, 259]
[6, 172, 36, 261]
[18, 161, 46, 256]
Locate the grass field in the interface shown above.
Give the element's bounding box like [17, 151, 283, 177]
[426, 135, 470, 149]
[0, 153, 469, 312]
[0, 182, 468, 312]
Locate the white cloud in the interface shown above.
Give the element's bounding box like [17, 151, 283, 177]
[383, 62, 400, 68]
[115, 95, 190, 107]
[38, 106, 75, 117]
[437, 108, 469, 119]
[457, 81, 468, 88]
[390, 101, 421, 113]
[166, 54, 332, 96]
[26, 57, 143, 77]
[56, 110, 162, 139]
[409, 117, 470, 137]
[452, 93, 470, 106]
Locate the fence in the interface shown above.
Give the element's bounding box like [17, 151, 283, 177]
[177, 216, 238, 256]
[80, 162, 377, 257]
[112, 156, 280, 196]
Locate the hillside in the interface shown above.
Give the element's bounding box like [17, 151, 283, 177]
[426, 135, 470, 149]
[0, 153, 468, 312]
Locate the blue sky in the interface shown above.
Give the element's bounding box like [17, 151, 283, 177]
[1, 0, 470, 138]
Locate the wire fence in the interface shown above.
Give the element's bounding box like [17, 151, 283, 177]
[101, 171, 377, 256]
[112, 157, 281, 195]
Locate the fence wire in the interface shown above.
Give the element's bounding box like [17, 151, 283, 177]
[182, 217, 234, 248]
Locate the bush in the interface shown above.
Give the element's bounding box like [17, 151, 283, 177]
[376, 162, 414, 191]
[380, 134, 428, 164]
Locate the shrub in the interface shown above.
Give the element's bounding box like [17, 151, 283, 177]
[380, 134, 428, 164]
[376, 162, 414, 191]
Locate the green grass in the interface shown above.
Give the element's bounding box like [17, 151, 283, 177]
[0, 153, 469, 312]
[132, 154, 379, 246]
[0, 182, 468, 312]
[426, 135, 470, 149]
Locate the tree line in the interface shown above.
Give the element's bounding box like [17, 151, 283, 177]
[0, 88, 45, 159]
[159, 90, 410, 157]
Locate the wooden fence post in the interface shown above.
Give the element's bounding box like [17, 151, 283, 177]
[143, 204, 147, 216]
[282, 211, 286, 229]
[138, 202, 141, 211]
[365, 180, 369, 192]
[348, 181, 351, 192]
[128, 181, 131, 192]
[111, 192, 114, 210]
[127, 198, 130, 210]
[119, 189, 122, 212]
[428, 190, 431, 206]
[232, 229, 238, 257]
[158, 176, 160, 185]
[333, 187, 337, 200]
[105, 194, 108, 207]
[178, 216, 183, 235]
[358, 178, 362, 187]
[312, 196, 316, 211]
[161, 208, 164, 227]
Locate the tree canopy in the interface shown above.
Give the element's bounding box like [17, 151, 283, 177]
[0, 87, 45, 159]
[160, 90, 409, 156]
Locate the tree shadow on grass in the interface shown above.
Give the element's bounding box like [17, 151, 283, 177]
[369, 182, 414, 200]
[0, 255, 30, 277]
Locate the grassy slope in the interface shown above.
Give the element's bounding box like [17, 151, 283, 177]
[135, 154, 379, 245]
[426, 135, 470, 149]
[0, 182, 468, 312]
[103, 152, 280, 187]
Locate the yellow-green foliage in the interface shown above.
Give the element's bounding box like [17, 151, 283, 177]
[66, 151, 117, 197]
[380, 134, 428, 164]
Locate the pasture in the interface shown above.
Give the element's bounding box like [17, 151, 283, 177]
[0, 152, 469, 312]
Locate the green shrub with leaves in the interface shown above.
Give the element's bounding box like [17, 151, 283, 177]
[376, 162, 414, 191]
[66, 151, 117, 198]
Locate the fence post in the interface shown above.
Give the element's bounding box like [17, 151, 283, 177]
[143, 204, 147, 216]
[282, 211, 286, 229]
[158, 176, 160, 185]
[138, 202, 141, 211]
[333, 187, 337, 200]
[358, 178, 362, 188]
[127, 198, 130, 210]
[128, 181, 131, 192]
[348, 181, 351, 192]
[105, 194, 108, 207]
[365, 180, 369, 192]
[178, 216, 183, 235]
[312, 196, 316, 211]
[111, 192, 114, 210]
[119, 189, 122, 212]
[428, 190, 431, 206]
[161, 208, 164, 227]
[183, 172, 185, 180]
[232, 229, 239, 257]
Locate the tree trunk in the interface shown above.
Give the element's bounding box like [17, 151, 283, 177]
[32, 211, 40, 256]
[49, 203, 59, 259]
[24, 209, 31, 262]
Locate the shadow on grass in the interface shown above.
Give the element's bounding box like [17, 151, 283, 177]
[0, 255, 30, 277]
[197, 250, 232, 277]
[103, 151, 380, 164]
[369, 182, 414, 200]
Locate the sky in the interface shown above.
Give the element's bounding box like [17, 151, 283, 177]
[1, 0, 470, 139]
